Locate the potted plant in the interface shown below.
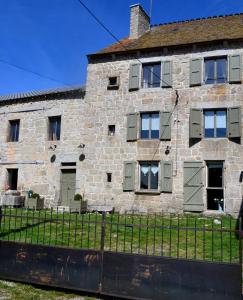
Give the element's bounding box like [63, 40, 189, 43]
[214, 198, 224, 212]
[26, 191, 44, 210]
[74, 193, 87, 213]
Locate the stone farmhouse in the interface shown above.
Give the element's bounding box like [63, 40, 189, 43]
[0, 4, 242, 215]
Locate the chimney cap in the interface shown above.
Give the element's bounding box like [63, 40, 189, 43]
[130, 3, 150, 20]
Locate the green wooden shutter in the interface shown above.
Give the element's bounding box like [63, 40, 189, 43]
[127, 113, 138, 141]
[160, 161, 173, 193]
[189, 108, 202, 139]
[229, 55, 241, 83]
[123, 161, 136, 191]
[129, 64, 140, 90]
[227, 107, 241, 138]
[184, 161, 204, 212]
[190, 58, 202, 86]
[160, 111, 171, 140]
[162, 61, 172, 88]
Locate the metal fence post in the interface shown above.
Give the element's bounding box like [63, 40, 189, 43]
[0, 206, 2, 231]
[239, 216, 242, 269]
[99, 211, 106, 293]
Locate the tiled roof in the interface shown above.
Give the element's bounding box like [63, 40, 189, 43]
[89, 13, 243, 57]
[0, 85, 85, 103]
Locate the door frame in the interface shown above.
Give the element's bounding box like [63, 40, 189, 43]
[60, 167, 77, 207]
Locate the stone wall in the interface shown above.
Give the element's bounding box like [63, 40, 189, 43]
[0, 42, 242, 215]
[86, 42, 243, 215]
[0, 91, 91, 207]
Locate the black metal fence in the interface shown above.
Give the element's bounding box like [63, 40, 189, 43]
[0, 206, 242, 299]
[0, 206, 241, 263]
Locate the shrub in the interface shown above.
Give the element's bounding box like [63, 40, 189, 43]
[74, 193, 82, 201]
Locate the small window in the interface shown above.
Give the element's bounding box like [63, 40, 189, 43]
[142, 63, 161, 88]
[7, 169, 18, 190]
[140, 162, 159, 190]
[61, 162, 76, 166]
[107, 76, 119, 89]
[108, 125, 115, 136]
[8, 120, 20, 142]
[107, 173, 112, 183]
[207, 162, 224, 211]
[204, 110, 227, 138]
[204, 57, 227, 84]
[49, 116, 61, 141]
[140, 112, 159, 139]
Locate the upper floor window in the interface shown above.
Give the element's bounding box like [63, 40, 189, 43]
[140, 112, 159, 139]
[8, 120, 20, 142]
[49, 116, 61, 141]
[107, 76, 119, 90]
[204, 57, 227, 84]
[190, 107, 241, 139]
[190, 55, 242, 86]
[142, 63, 161, 88]
[204, 110, 226, 138]
[140, 162, 159, 190]
[127, 111, 171, 141]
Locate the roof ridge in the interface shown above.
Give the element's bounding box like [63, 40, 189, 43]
[151, 12, 243, 28]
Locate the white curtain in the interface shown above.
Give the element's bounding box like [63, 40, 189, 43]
[151, 165, 158, 175]
[141, 165, 149, 175]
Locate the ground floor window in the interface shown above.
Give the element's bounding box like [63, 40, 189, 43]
[206, 162, 224, 211]
[140, 162, 159, 190]
[7, 169, 18, 190]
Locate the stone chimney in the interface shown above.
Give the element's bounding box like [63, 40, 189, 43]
[129, 4, 150, 39]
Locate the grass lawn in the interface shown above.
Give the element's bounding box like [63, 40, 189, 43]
[0, 280, 101, 300]
[0, 208, 241, 263]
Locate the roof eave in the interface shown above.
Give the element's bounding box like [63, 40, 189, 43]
[87, 37, 243, 61]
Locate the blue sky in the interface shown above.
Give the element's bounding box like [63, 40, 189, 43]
[1, 0, 243, 95]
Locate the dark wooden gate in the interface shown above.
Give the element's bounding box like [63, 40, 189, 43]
[0, 240, 241, 300]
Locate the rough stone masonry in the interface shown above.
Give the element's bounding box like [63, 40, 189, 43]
[0, 4, 242, 216]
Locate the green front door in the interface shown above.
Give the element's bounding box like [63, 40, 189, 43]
[60, 169, 76, 207]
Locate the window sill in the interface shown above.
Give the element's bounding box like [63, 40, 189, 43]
[203, 137, 228, 140]
[7, 141, 20, 143]
[204, 210, 225, 215]
[140, 87, 161, 92]
[107, 85, 119, 90]
[135, 190, 160, 195]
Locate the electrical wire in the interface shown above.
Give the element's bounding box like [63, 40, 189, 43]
[0, 58, 74, 87]
[76, 0, 167, 86]
[75, 0, 180, 165]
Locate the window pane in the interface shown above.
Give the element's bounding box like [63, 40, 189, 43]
[204, 111, 214, 137]
[49, 117, 61, 141]
[216, 58, 227, 83]
[205, 60, 215, 84]
[140, 164, 149, 189]
[151, 113, 159, 139]
[141, 114, 150, 139]
[142, 65, 152, 88]
[152, 64, 161, 87]
[216, 110, 226, 137]
[143, 64, 160, 88]
[56, 119, 61, 140]
[9, 121, 19, 142]
[208, 163, 223, 187]
[150, 164, 159, 189]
